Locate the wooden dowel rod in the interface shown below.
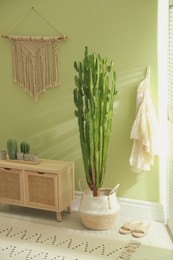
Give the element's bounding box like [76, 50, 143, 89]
[1, 34, 67, 40]
[1, 35, 9, 39]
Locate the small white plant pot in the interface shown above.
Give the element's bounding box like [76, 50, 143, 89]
[79, 184, 120, 230]
[17, 152, 23, 160]
[30, 154, 38, 162]
[24, 153, 31, 161]
[0, 150, 7, 160]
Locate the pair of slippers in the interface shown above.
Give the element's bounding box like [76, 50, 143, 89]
[119, 220, 150, 238]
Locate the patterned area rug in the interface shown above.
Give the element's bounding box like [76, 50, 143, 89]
[0, 216, 141, 260]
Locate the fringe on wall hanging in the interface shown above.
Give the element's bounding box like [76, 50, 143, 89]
[2, 7, 67, 101]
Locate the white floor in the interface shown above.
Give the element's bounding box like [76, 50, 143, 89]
[0, 201, 172, 252]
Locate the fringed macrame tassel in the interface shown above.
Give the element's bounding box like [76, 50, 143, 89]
[11, 37, 60, 100]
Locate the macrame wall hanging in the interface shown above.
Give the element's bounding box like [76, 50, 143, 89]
[2, 7, 67, 101]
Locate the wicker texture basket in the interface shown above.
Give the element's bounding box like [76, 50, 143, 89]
[79, 211, 118, 230]
[79, 185, 120, 230]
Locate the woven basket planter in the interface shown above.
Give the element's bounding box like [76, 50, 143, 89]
[79, 185, 120, 230]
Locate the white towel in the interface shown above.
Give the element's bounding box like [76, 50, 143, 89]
[129, 67, 158, 173]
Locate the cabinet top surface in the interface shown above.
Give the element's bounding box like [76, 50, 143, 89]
[0, 159, 74, 174]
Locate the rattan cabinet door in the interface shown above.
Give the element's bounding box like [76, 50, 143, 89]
[24, 171, 58, 210]
[0, 167, 24, 205]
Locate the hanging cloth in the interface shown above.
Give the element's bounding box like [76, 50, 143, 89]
[129, 67, 159, 173]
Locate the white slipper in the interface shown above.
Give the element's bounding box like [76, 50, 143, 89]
[131, 222, 150, 238]
[119, 220, 143, 235]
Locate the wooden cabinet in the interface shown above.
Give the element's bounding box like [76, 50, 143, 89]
[0, 159, 74, 221]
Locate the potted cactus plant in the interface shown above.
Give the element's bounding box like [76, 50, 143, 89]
[73, 47, 120, 230]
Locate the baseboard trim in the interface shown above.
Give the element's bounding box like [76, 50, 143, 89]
[73, 191, 165, 223]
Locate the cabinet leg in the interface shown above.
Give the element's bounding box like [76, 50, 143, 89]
[67, 206, 72, 214]
[56, 212, 62, 222]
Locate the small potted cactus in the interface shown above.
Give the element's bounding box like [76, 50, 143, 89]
[20, 141, 30, 160]
[73, 47, 120, 230]
[7, 138, 18, 159]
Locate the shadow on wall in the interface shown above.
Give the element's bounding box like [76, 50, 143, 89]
[105, 66, 149, 186]
[26, 93, 82, 162]
[113, 66, 147, 118]
[27, 66, 147, 164]
[32, 119, 81, 161]
[117, 66, 146, 91]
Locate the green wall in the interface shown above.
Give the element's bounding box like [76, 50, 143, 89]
[0, 0, 159, 202]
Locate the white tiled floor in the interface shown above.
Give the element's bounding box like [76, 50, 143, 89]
[0, 202, 172, 251]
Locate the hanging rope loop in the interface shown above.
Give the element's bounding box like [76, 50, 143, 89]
[1, 6, 68, 40]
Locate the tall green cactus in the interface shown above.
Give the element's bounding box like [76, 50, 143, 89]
[73, 47, 117, 196]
